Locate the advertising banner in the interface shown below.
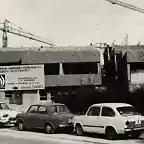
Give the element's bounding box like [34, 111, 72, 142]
[0, 65, 45, 91]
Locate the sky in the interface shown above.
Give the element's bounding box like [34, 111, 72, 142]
[0, 0, 144, 47]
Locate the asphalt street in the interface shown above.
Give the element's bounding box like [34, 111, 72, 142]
[0, 126, 144, 144]
[0, 136, 66, 144]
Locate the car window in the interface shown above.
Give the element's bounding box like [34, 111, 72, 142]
[101, 107, 115, 117]
[38, 106, 47, 114]
[87, 107, 92, 116]
[87, 107, 100, 116]
[116, 106, 139, 116]
[27, 105, 38, 113]
[51, 106, 57, 114]
[56, 105, 70, 113]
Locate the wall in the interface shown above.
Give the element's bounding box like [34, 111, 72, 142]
[22, 90, 39, 111]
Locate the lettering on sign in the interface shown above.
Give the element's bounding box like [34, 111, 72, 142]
[0, 65, 44, 91]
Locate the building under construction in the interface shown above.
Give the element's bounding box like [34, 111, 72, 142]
[0, 46, 102, 110]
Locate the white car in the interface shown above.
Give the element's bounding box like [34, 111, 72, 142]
[0, 102, 20, 126]
[73, 103, 144, 140]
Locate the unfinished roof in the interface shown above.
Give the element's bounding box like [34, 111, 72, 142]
[114, 45, 144, 63]
[0, 46, 100, 64]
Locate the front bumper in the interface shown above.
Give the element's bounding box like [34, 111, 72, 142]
[124, 127, 144, 134]
[0, 117, 16, 125]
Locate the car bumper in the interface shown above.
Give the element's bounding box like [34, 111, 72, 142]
[0, 118, 16, 125]
[59, 122, 74, 128]
[124, 127, 144, 134]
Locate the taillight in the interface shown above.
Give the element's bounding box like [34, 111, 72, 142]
[126, 121, 129, 125]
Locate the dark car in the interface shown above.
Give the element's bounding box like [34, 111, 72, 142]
[16, 102, 74, 134]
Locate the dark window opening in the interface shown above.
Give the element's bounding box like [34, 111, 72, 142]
[39, 89, 47, 100]
[63, 62, 98, 74]
[44, 63, 59, 75]
[131, 63, 144, 73]
[5, 91, 12, 98]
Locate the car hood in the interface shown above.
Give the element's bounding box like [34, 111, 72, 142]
[0, 109, 20, 117]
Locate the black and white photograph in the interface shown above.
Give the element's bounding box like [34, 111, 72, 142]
[0, 0, 144, 144]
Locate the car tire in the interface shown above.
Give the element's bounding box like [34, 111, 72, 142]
[44, 123, 55, 134]
[17, 120, 26, 131]
[75, 124, 83, 136]
[106, 127, 118, 140]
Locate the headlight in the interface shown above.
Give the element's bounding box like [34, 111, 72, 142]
[3, 114, 9, 118]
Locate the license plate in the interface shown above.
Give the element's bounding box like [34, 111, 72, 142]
[135, 124, 141, 128]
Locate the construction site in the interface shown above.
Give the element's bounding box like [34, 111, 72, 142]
[0, 0, 143, 114]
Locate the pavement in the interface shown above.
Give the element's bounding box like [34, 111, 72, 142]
[0, 126, 144, 144]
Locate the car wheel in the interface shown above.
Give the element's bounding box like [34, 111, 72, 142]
[106, 127, 118, 140]
[44, 123, 55, 134]
[17, 121, 25, 131]
[75, 124, 83, 136]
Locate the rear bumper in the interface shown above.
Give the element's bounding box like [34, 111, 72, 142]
[58, 123, 74, 128]
[58, 123, 74, 131]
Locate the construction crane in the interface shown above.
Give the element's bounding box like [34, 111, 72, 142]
[0, 19, 55, 48]
[105, 0, 144, 14]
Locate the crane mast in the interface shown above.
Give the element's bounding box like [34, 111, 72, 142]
[105, 0, 144, 14]
[0, 19, 55, 48]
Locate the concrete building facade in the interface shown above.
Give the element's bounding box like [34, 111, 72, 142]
[0, 46, 102, 110]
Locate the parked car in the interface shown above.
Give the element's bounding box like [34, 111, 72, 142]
[0, 102, 20, 126]
[73, 103, 144, 140]
[16, 103, 74, 134]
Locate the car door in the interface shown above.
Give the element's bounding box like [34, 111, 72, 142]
[24, 105, 39, 129]
[99, 106, 116, 134]
[36, 106, 47, 128]
[82, 106, 101, 133]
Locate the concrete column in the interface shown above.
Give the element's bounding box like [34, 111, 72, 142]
[59, 63, 64, 75]
[97, 63, 101, 74]
[37, 90, 40, 101]
[47, 92, 52, 104]
[0, 92, 5, 101]
[127, 64, 131, 82]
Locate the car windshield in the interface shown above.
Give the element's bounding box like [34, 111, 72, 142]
[0, 103, 9, 110]
[116, 106, 139, 116]
[56, 105, 70, 113]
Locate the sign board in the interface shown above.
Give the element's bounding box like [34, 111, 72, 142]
[0, 65, 45, 91]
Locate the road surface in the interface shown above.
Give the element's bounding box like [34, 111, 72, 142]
[0, 126, 144, 144]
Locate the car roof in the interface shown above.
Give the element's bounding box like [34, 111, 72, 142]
[32, 102, 65, 107]
[91, 103, 132, 109]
